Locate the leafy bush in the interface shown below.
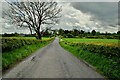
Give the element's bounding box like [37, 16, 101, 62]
[64, 41, 120, 59]
[2, 37, 54, 52]
[66, 33, 74, 38]
[59, 35, 63, 39]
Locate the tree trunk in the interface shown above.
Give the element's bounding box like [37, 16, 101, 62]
[37, 31, 42, 40]
[28, 26, 33, 36]
[30, 29, 33, 36]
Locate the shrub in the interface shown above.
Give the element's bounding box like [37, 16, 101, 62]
[69, 42, 120, 59]
[67, 33, 74, 38]
[2, 37, 54, 52]
[62, 39, 120, 60]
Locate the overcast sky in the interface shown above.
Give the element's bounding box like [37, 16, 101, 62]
[0, 1, 119, 34]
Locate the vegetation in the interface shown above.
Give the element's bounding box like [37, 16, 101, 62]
[59, 38, 120, 79]
[58, 28, 119, 39]
[2, 31, 56, 39]
[2, 37, 55, 70]
[63, 38, 119, 44]
[63, 38, 119, 47]
[2, 32, 20, 37]
[2, 37, 52, 52]
[2, 37, 50, 40]
[2, 27, 120, 39]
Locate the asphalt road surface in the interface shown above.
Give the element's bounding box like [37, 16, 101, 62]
[3, 37, 104, 78]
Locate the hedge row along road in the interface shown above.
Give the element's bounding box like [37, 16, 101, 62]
[3, 37, 103, 78]
[60, 38, 119, 79]
[2, 37, 54, 71]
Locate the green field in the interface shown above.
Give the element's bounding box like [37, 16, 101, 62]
[63, 38, 119, 44]
[2, 37, 50, 40]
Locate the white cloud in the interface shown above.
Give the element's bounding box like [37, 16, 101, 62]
[0, 17, 31, 34]
[57, 2, 118, 33]
[1, 2, 118, 34]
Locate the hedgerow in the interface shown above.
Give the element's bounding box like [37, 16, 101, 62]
[2, 37, 54, 52]
[2, 37, 54, 70]
[62, 40, 120, 59]
[60, 39, 120, 79]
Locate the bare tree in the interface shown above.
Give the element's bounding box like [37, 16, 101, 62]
[4, 0, 62, 39]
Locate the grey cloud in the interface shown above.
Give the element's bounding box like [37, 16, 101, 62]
[71, 2, 118, 27]
[1, 2, 119, 34]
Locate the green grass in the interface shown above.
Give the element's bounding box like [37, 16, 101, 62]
[63, 38, 119, 44]
[2, 37, 50, 40]
[2, 38, 54, 71]
[42, 37, 51, 40]
[59, 41, 120, 79]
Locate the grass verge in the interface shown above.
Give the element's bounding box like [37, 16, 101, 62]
[2, 38, 54, 71]
[59, 41, 120, 79]
[63, 38, 119, 44]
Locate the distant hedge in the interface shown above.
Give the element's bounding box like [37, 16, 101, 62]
[2, 37, 54, 52]
[86, 36, 119, 39]
[63, 40, 120, 59]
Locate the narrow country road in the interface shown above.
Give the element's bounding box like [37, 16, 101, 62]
[3, 37, 104, 78]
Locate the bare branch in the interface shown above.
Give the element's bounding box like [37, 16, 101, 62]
[4, 0, 62, 39]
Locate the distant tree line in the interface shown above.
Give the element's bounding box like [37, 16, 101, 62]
[2, 32, 19, 37]
[58, 28, 120, 39]
[2, 27, 120, 39]
[2, 29, 56, 38]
